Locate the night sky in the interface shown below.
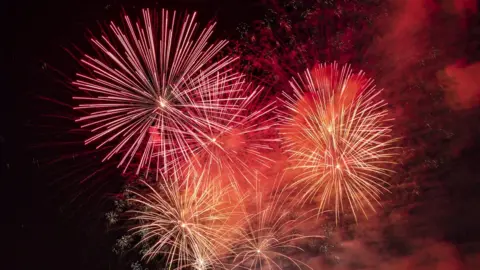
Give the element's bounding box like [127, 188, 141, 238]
[3, 0, 480, 269]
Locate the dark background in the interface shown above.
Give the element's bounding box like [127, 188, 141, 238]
[2, 0, 480, 269]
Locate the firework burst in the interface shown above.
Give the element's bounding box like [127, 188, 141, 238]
[127, 171, 242, 269]
[228, 178, 321, 269]
[182, 73, 279, 189]
[73, 9, 239, 177]
[279, 62, 398, 222]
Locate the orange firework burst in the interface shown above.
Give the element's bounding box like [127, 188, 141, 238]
[278, 62, 398, 222]
[127, 171, 242, 269]
[228, 178, 321, 269]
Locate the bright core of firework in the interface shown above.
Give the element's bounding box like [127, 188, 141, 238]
[128, 171, 241, 269]
[73, 9, 239, 177]
[278, 62, 398, 222]
[229, 182, 319, 269]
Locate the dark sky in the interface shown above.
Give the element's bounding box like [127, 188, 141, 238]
[3, 0, 480, 269]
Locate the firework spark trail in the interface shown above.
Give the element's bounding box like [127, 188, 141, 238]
[180, 72, 279, 189]
[278, 62, 399, 222]
[228, 178, 322, 270]
[127, 170, 242, 269]
[73, 9, 239, 178]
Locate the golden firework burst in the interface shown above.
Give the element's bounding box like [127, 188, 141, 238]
[278, 62, 399, 222]
[228, 178, 322, 269]
[128, 170, 242, 269]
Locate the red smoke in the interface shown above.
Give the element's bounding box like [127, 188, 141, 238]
[372, 0, 438, 77]
[443, 0, 478, 27]
[438, 61, 480, 110]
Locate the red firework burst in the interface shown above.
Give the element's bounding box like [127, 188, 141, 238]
[181, 72, 279, 189]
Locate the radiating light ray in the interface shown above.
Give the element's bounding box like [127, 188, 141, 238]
[127, 170, 242, 269]
[228, 177, 321, 269]
[73, 9, 239, 177]
[180, 73, 279, 189]
[278, 62, 399, 222]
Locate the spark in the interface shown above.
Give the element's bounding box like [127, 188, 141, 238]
[278, 62, 399, 222]
[228, 178, 321, 269]
[127, 170, 242, 269]
[73, 9, 239, 177]
[183, 73, 278, 189]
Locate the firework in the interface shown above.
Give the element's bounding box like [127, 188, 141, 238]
[228, 178, 321, 269]
[127, 170, 242, 269]
[278, 62, 398, 222]
[73, 9, 238, 177]
[181, 72, 278, 189]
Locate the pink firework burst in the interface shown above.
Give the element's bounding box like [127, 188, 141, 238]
[73, 9, 238, 177]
